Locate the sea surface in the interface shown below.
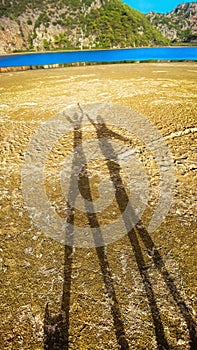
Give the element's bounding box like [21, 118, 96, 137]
[0, 47, 197, 67]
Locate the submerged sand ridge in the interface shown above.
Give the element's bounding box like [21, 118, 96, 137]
[0, 63, 197, 349]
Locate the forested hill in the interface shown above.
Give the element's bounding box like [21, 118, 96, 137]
[0, 0, 169, 53]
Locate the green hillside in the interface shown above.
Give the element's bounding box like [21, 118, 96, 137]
[0, 0, 169, 53]
[79, 0, 169, 48]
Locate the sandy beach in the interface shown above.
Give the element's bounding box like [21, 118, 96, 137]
[0, 62, 196, 349]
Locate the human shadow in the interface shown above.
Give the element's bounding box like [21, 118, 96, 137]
[44, 111, 197, 350]
[88, 115, 197, 350]
[44, 110, 129, 349]
[44, 113, 83, 350]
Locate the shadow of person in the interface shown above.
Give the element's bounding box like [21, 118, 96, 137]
[44, 111, 83, 350]
[88, 115, 197, 350]
[44, 110, 129, 350]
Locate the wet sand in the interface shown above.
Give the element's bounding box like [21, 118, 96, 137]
[0, 63, 197, 349]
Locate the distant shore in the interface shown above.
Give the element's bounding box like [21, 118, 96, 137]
[0, 43, 196, 56]
[1, 59, 197, 74]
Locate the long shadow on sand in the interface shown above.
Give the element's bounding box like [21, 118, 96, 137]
[44, 111, 196, 350]
[89, 115, 197, 350]
[44, 111, 129, 349]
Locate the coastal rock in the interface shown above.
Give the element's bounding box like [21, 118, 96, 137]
[147, 2, 197, 43]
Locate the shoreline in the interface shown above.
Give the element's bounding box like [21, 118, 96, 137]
[0, 59, 196, 73]
[0, 44, 196, 56]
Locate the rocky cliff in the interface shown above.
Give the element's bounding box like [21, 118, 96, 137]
[147, 2, 197, 43]
[0, 0, 168, 54]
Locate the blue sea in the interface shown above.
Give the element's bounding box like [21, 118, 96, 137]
[0, 47, 196, 68]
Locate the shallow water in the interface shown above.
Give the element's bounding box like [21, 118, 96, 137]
[0, 63, 197, 349]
